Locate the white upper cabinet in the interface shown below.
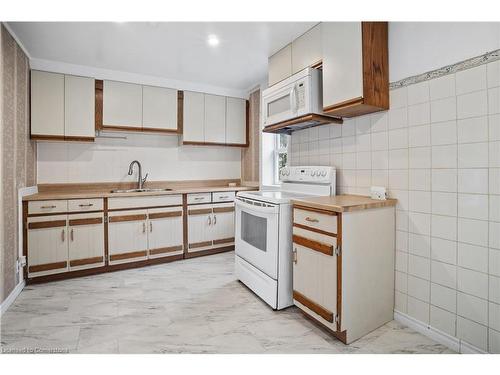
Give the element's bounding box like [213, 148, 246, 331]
[183, 91, 205, 142]
[142, 85, 178, 132]
[31, 71, 65, 137]
[291, 23, 322, 74]
[103, 80, 142, 128]
[204, 94, 226, 144]
[64, 75, 95, 138]
[268, 44, 292, 87]
[322, 22, 363, 108]
[225, 97, 246, 145]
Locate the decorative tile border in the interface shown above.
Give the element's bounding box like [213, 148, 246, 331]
[390, 49, 500, 89]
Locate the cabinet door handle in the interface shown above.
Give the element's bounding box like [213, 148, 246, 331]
[208, 215, 212, 226]
[150, 222, 153, 232]
[293, 248, 297, 264]
[219, 196, 228, 199]
[143, 222, 146, 233]
[41, 205, 56, 209]
[78, 203, 93, 207]
[70, 228, 74, 241]
[194, 197, 204, 201]
[61, 229, 65, 242]
[305, 217, 319, 223]
[213, 214, 217, 225]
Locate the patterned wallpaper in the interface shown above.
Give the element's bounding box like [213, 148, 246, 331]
[1, 24, 36, 303]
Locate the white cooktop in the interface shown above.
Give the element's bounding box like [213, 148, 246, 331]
[237, 190, 316, 205]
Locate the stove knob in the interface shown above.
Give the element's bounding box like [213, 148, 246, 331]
[321, 171, 327, 177]
[311, 170, 316, 176]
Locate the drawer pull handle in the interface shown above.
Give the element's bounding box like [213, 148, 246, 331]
[41, 205, 57, 209]
[194, 197, 205, 200]
[219, 196, 229, 199]
[78, 203, 94, 207]
[305, 217, 319, 223]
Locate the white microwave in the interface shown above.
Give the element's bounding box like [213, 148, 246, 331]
[262, 67, 323, 128]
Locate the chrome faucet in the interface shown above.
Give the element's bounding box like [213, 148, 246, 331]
[128, 160, 148, 190]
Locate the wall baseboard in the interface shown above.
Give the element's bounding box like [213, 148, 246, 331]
[0, 280, 25, 316]
[394, 310, 488, 354]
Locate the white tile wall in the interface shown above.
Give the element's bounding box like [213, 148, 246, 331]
[289, 61, 500, 352]
[37, 133, 241, 183]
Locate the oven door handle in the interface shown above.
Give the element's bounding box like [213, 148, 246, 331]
[235, 197, 279, 215]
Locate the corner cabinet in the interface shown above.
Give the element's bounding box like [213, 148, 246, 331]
[292, 203, 395, 344]
[322, 22, 389, 117]
[182, 91, 248, 147]
[31, 71, 95, 141]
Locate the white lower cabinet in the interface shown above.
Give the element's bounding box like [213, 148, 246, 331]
[147, 207, 184, 259]
[27, 215, 69, 278]
[187, 203, 235, 253]
[68, 212, 105, 271]
[108, 210, 149, 265]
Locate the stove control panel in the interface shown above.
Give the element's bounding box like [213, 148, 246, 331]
[280, 166, 335, 183]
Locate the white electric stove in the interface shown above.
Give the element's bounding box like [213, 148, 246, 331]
[234, 166, 336, 310]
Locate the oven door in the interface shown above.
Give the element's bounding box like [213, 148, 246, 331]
[235, 197, 280, 279]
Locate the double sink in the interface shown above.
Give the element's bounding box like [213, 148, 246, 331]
[110, 188, 173, 193]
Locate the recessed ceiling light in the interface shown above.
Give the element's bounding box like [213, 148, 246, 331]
[207, 34, 219, 47]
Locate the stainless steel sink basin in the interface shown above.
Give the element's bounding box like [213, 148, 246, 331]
[110, 188, 173, 193]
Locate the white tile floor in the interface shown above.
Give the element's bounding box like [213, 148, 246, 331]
[0, 252, 455, 354]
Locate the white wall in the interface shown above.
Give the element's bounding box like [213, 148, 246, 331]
[37, 133, 241, 184]
[389, 22, 500, 82]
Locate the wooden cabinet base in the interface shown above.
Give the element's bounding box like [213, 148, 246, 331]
[184, 245, 234, 259]
[299, 309, 347, 344]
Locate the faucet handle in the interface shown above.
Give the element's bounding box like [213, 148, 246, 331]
[142, 173, 149, 184]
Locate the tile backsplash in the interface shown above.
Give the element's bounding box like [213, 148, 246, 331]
[289, 60, 500, 353]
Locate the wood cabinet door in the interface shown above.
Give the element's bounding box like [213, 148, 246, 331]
[225, 97, 246, 145]
[268, 44, 292, 86]
[142, 85, 178, 131]
[68, 213, 105, 270]
[183, 90, 205, 142]
[103, 80, 143, 128]
[291, 23, 322, 74]
[108, 210, 148, 264]
[27, 215, 68, 277]
[322, 22, 363, 109]
[187, 206, 213, 252]
[64, 75, 95, 138]
[212, 204, 235, 246]
[204, 94, 226, 144]
[147, 207, 184, 259]
[31, 70, 65, 137]
[293, 231, 337, 328]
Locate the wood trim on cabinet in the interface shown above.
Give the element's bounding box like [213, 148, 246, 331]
[182, 141, 248, 148]
[189, 240, 213, 249]
[184, 245, 233, 259]
[293, 290, 334, 323]
[141, 127, 180, 134]
[109, 250, 148, 261]
[213, 237, 234, 245]
[68, 217, 103, 226]
[28, 220, 67, 230]
[108, 204, 182, 212]
[293, 222, 337, 238]
[213, 206, 234, 213]
[292, 234, 333, 256]
[293, 204, 337, 216]
[177, 91, 184, 135]
[323, 97, 364, 113]
[30, 134, 66, 141]
[63, 136, 95, 142]
[148, 211, 182, 219]
[27, 254, 184, 285]
[95, 79, 103, 130]
[70, 256, 104, 267]
[262, 113, 342, 134]
[299, 309, 347, 344]
[29, 261, 67, 273]
[149, 245, 183, 255]
[188, 208, 212, 215]
[108, 214, 147, 223]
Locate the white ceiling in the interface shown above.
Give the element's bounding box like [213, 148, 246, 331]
[7, 22, 316, 93]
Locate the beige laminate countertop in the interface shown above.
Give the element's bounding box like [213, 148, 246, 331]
[291, 194, 397, 213]
[23, 185, 257, 201]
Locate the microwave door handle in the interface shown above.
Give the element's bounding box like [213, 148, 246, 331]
[290, 85, 296, 115]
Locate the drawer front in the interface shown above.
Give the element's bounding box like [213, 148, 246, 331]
[294, 207, 337, 235]
[212, 191, 236, 203]
[68, 198, 103, 212]
[28, 200, 68, 215]
[108, 195, 182, 210]
[187, 193, 212, 205]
